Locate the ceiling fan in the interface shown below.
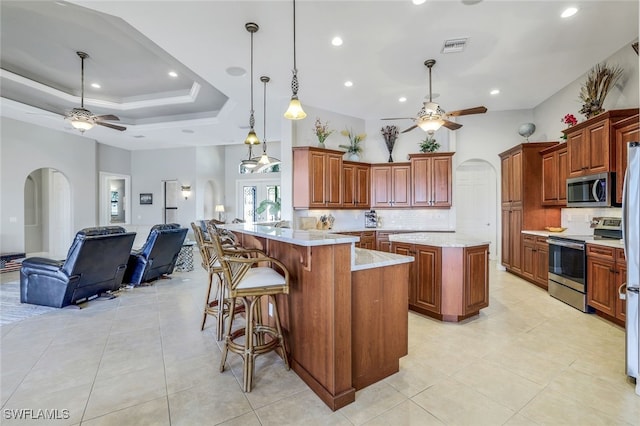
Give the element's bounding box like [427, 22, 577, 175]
[383, 59, 487, 134]
[65, 51, 126, 133]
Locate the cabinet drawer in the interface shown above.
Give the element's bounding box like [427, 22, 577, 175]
[587, 244, 615, 260]
[523, 234, 536, 244]
[535, 236, 548, 245]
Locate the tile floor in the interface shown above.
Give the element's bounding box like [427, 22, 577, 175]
[1, 260, 638, 425]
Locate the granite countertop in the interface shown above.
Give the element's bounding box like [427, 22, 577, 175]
[522, 230, 625, 248]
[521, 230, 554, 237]
[224, 224, 358, 247]
[388, 232, 490, 247]
[351, 247, 414, 272]
[587, 239, 625, 249]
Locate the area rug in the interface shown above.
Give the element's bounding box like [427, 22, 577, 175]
[0, 282, 57, 326]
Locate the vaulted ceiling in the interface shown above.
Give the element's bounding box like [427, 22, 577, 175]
[1, 1, 638, 150]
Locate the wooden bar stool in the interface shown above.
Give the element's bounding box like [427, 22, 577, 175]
[210, 232, 290, 392]
[191, 221, 242, 340]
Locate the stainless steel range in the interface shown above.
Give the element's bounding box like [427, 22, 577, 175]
[547, 217, 622, 312]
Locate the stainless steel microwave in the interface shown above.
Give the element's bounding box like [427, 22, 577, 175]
[566, 172, 616, 207]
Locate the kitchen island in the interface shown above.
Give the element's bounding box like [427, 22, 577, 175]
[225, 224, 413, 410]
[390, 232, 490, 322]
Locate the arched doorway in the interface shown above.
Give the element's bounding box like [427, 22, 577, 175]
[455, 159, 498, 260]
[24, 168, 73, 258]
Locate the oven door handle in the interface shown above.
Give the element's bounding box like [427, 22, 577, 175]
[546, 239, 585, 250]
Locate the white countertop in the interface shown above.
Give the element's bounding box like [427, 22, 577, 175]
[329, 227, 454, 233]
[388, 232, 490, 247]
[522, 230, 625, 248]
[587, 239, 625, 249]
[522, 230, 554, 237]
[352, 248, 414, 272]
[224, 224, 358, 247]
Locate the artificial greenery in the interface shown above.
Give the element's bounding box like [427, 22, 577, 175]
[419, 136, 440, 153]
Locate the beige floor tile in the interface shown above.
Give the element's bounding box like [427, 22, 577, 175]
[255, 388, 351, 426]
[218, 411, 263, 426]
[411, 378, 515, 425]
[502, 412, 540, 425]
[165, 352, 220, 395]
[167, 376, 252, 426]
[452, 360, 543, 411]
[83, 365, 167, 420]
[80, 396, 170, 426]
[338, 381, 408, 425]
[361, 399, 444, 425]
[384, 353, 447, 397]
[520, 388, 630, 425]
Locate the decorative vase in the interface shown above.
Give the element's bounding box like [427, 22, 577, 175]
[348, 152, 360, 161]
[317, 141, 326, 149]
[387, 154, 393, 162]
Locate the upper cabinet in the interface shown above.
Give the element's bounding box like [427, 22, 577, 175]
[343, 161, 370, 209]
[564, 109, 639, 178]
[293, 147, 343, 209]
[614, 114, 639, 204]
[408, 153, 454, 208]
[540, 143, 568, 206]
[370, 163, 411, 208]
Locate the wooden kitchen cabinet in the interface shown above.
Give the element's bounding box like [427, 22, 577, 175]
[408, 152, 453, 208]
[540, 143, 567, 206]
[614, 114, 639, 204]
[522, 234, 549, 289]
[342, 161, 370, 208]
[564, 109, 638, 178]
[586, 243, 627, 326]
[500, 143, 560, 279]
[392, 241, 489, 321]
[370, 163, 411, 208]
[293, 147, 342, 209]
[341, 231, 376, 250]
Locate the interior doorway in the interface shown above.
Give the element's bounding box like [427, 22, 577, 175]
[24, 168, 73, 258]
[455, 160, 498, 260]
[99, 172, 131, 226]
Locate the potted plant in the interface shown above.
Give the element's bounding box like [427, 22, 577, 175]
[419, 135, 440, 153]
[313, 118, 333, 148]
[255, 198, 281, 221]
[339, 128, 366, 161]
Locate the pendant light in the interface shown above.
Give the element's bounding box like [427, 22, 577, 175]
[283, 0, 307, 120]
[240, 22, 260, 171]
[253, 76, 282, 173]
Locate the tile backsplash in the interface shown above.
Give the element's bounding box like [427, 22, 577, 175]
[293, 208, 455, 230]
[561, 207, 622, 234]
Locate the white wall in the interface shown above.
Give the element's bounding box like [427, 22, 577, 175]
[1, 117, 97, 253]
[130, 147, 197, 227]
[97, 143, 131, 176]
[533, 39, 639, 141]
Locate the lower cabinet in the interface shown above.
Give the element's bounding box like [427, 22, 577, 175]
[587, 244, 626, 326]
[340, 231, 376, 249]
[522, 234, 549, 289]
[392, 242, 489, 322]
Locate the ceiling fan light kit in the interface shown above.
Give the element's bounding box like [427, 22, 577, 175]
[284, 0, 306, 120]
[65, 51, 126, 133]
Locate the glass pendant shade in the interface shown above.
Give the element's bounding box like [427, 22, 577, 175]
[244, 129, 260, 145]
[417, 117, 444, 133]
[284, 96, 306, 120]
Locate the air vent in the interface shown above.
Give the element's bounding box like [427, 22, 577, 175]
[441, 38, 469, 54]
[132, 135, 145, 139]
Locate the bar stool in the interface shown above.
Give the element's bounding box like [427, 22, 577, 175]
[191, 221, 243, 340]
[210, 231, 290, 392]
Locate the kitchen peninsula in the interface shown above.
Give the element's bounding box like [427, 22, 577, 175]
[390, 233, 490, 322]
[224, 224, 413, 410]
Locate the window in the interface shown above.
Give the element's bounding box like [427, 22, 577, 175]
[237, 179, 280, 223]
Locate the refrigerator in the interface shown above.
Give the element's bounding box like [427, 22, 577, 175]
[622, 141, 639, 396]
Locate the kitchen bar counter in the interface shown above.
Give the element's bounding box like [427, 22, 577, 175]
[389, 232, 490, 247]
[229, 225, 411, 410]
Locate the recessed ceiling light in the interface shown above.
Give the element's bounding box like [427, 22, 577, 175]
[399, 97, 407, 103]
[412, 0, 427, 5]
[91, 83, 101, 89]
[331, 36, 343, 46]
[168, 71, 178, 78]
[490, 89, 500, 95]
[344, 81, 353, 87]
[226, 66, 246, 77]
[561, 7, 578, 18]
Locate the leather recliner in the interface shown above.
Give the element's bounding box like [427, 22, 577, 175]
[20, 226, 136, 308]
[123, 223, 188, 286]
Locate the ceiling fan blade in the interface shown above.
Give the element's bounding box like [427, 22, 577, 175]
[446, 106, 487, 117]
[442, 120, 462, 130]
[96, 114, 120, 121]
[401, 124, 418, 133]
[382, 117, 413, 121]
[96, 121, 126, 131]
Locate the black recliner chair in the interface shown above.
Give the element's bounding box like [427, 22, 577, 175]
[20, 226, 136, 308]
[123, 223, 188, 286]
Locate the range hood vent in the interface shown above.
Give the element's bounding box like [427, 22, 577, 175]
[441, 38, 469, 54]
